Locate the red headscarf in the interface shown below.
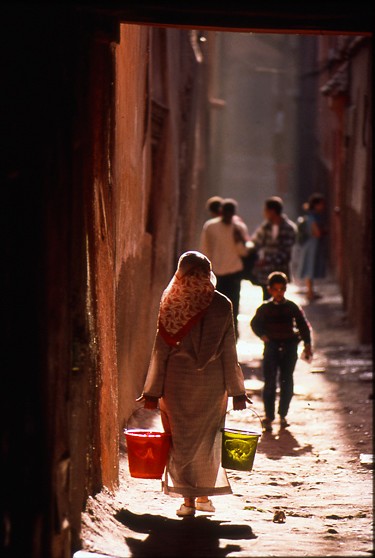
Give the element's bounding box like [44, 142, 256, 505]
[158, 252, 215, 346]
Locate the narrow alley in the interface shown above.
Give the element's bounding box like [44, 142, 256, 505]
[2, 6, 372, 558]
[77, 278, 373, 558]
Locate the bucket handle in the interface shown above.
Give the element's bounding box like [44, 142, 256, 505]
[225, 404, 263, 434]
[125, 405, 168, 432]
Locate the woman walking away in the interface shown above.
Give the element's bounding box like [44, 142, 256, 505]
[137, 251, 251, 517]
[297, 193, 328, 303]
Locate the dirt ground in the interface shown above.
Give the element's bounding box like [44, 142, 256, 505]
[77, 278, 373, 558]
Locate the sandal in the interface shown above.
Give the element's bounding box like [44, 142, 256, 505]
[176, 504, 195, 517]
[196, 499, 215, 512]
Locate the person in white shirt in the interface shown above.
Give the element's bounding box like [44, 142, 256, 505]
[200, 198, 249, 338]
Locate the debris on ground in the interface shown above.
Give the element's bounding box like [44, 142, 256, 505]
[273, 510, 286, 523]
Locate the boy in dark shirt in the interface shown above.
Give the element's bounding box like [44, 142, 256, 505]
[250, 271, 313, 431]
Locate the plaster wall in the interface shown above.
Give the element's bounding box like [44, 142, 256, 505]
[114, 25, 210, 433]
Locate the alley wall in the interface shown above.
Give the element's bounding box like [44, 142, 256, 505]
[114, 24, 210, 434]
[316, 36, 372, 343]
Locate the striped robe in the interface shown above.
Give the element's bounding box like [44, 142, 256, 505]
[143, 290, 246, 497]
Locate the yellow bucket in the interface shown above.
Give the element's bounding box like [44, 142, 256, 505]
[221, 427, 261, 471]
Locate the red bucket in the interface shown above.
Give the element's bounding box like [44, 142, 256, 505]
[125, 429, 171, 479]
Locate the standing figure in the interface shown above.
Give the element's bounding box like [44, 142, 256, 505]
[138, 251, 251, 517]
[200, 198, 249, 338]
[250, 196, 297, 300]
[250, 272, 312, 432]
[297, 193, 328, 303]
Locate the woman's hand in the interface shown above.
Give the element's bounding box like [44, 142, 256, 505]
[135, 394, 159, 410]
[144, 398, 158, 410]
[232, 394, 253, 411]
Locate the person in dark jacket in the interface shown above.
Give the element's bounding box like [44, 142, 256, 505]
[250, 271, 312, 432]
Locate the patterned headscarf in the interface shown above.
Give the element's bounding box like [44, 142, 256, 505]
[158, 252, 215, 346]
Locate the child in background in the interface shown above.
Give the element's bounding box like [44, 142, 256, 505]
[250, 271, 313, 432]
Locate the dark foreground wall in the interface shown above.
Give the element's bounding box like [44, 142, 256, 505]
[2, 7, 117, 556]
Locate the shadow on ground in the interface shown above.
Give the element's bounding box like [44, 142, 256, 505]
[257, 428, 313, 459]
[115, 509, 257, 557]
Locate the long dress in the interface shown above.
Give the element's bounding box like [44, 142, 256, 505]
[143, 290, 246, 498]
[297, 212, 327, 280]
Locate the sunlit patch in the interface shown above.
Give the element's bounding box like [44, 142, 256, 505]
[236, 340, 263, 360]
[244, 378, 264, 392]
